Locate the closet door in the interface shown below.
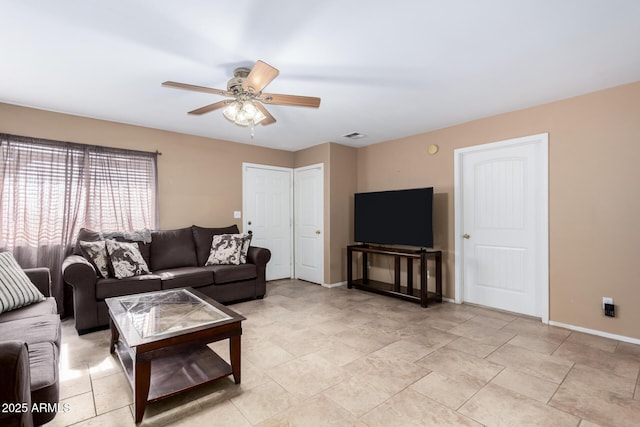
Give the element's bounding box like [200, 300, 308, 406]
[243, 164, 293, 280]
[294, 164, 324, 285]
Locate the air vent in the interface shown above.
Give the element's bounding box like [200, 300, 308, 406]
[343, 132, 367, 139]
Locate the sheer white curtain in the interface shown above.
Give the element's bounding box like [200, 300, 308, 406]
[0, 134, 158, 314]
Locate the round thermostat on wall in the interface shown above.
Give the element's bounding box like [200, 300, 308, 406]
[427, 144, 439, 155]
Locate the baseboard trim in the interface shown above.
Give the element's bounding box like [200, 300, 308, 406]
[548, 320, 640, 346]
[311, 284, 639, 344]
[322, 281, 346, 288]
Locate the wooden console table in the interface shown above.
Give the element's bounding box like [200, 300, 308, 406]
[347, 244, 442, 307]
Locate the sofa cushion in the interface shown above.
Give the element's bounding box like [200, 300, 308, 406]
[150, 227, 198, 271]
[0, 297, 57, 323]
[156, 267, 214, 290]
[28, 341, 60, 426]
[192, 225, 240, 266]
[0, 340, 31, 427]
[0, 314, 61, 348]
[79, 240, 110, 278]
[205, 264, 257, 285]
[73, 228, 101, 255]
[95, 275, 162, 300]
[28, 341, 58, 393]
[0, 252, 45, 314]
[105, 240, 150, 279]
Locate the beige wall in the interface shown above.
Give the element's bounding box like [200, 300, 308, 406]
[328, 143, 357, 284]
[0, 103, 294, 229]
[294, 142, 357, 285]
[356, 80, 640, 339]
[4, 79, 639, 339]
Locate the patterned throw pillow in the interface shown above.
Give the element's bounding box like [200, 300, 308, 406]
[239, 233, 252, 264]
[205, 233, 252, 266]
[0, 252, 45, 314]
[79, 240, 110, 279]
[105, 240, 150, 279]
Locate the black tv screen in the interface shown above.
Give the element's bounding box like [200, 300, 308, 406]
[354, 187, 434, 248]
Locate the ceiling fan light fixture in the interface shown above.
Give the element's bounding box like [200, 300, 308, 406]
[222, 101, 241, 121]
[164, 60, 319, 132]
[223, 100, 266, 126]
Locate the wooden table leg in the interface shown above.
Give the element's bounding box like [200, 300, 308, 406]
[435, 251, 443, 302]
[347, 247, 353, 289]
[362, 252, 369, 284]
[109, 319, 119, 354]
[420, 251, 428, 307]
[394, 256, 401, 293]
[406, 257, 413, 296]
[230, 335, 241, 384]
[133, 356, 151, 424]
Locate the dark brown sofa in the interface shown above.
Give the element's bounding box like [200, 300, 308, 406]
[62, 225, 271, 334]
[0, 267, 61, 427]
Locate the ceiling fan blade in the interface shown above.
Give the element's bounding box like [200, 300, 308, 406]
[260, 93, 321, 108]
[254, 102, 276, 126]
[188, 100, 232, 115]
[242, 60, 279, 94]
[162, 81, 231, 97]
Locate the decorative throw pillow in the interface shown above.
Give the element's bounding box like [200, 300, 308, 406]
[0, 252, 45, 314]
[73, 228, 101, 255]
[205, 233, 252, 266]
[105, 240, 150, 279]
[239, 233, 252, 264]
[79, 240, 110, 279]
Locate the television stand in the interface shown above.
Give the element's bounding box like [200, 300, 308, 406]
[347, 244, 442, 307]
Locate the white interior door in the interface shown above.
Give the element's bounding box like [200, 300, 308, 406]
[455, 134, 548, 319]
[243, 164, 293, 281]
[294, 164, 324, 285]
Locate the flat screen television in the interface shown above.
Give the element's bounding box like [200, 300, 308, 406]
[354, 187, 434, 248]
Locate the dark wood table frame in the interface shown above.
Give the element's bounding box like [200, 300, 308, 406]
[106, 288, 245, 423]
[347, 244, 442, 307]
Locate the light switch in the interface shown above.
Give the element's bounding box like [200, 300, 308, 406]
[234, 211, 241, 219]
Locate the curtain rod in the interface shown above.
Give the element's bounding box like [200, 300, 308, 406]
[1, 133, 163, 157]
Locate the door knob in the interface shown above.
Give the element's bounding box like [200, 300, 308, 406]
[315, 230, 321, 235]
[463, 233, 471, 239]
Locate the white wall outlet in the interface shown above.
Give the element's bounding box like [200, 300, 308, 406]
[233, 211, 241, 219]
[602, 297, 613, 309]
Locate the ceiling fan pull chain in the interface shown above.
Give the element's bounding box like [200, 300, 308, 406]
[250, 121, 255, 139]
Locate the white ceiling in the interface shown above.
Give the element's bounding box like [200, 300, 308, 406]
[2, 1, 640, 152]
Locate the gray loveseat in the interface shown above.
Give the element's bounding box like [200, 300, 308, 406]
[0, 267, 61, 427]
[62, 225, 271, 334]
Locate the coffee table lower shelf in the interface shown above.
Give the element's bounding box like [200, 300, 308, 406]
[114, 341, 233, 403]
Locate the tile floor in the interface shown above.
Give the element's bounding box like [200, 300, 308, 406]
[45, 280, 640, 426]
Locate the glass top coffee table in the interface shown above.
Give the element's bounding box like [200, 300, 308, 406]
[105, 288, 245, 423]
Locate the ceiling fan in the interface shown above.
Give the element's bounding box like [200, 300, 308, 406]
[162, 60, 321, 128]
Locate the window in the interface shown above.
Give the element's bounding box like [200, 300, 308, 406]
[0, 133, 158, 313]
